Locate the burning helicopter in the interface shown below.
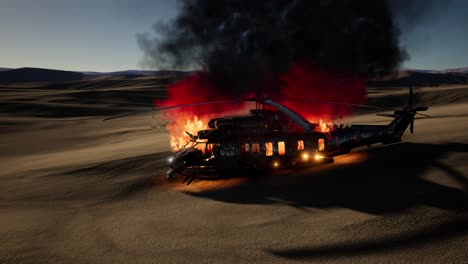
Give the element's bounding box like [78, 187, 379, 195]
[105, 88, 428, 184]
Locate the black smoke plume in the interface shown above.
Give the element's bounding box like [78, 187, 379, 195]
[138, 0, 408, 94]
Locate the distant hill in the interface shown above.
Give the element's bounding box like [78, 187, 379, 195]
[408, 67, 468, 74]
[80, 70, 188, 77]
[82, 70, 156, 76]
[0, 67, 189, 84]
[441, 67, 468, 74]
[367, 70, 468, 87]
[1, 66, 468, 87]
[0, 68, 85, 83]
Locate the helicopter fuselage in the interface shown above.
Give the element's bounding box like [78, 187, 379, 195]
[166, 107, 417, 183]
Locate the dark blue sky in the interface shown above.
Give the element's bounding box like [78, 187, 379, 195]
[0, 0, 467, 71]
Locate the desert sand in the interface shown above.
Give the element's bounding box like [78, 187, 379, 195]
[0, 77, 467, 263]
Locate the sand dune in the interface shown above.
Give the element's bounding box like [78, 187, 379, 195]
[0, 78, 467, 263]
[0, 68, 85, 83]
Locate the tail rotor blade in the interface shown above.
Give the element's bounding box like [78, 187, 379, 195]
[415, 106, 428, 111]
[376, 113, 397, 118]
[409, 87, 414, 109]
[416, 113, 431, 118]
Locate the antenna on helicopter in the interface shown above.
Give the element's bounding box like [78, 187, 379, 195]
[250, 94, 266, 110]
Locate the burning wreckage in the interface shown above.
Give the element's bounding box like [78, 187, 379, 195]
[165, 98, 334, 183]
[156, 88, 427, 184]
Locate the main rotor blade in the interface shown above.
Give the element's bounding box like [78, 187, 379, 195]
[103, 109, 157, 121]
[274, 99, 387, 110]
[264, 99, 313, 132]
[102, 95, 431, 122]
[376, 112, 430, 119]
[275, 99, 431, 117]
[152, 99, 244, 111]
[103, 99, 245, 121]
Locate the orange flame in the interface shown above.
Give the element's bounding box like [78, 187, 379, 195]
[317, 119, 333, 133]
[166, 114, 209, 152]
[305, 117, 334, 133]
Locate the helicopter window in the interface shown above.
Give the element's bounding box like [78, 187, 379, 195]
[278, 141, 286, 155]
[251, 143, 260, 153]
[241, 143, 250, 153]
[297, 140, 304, 150]
[206, 143, 214, 155]
[265, 142, 273, 156]
[318, 138, 325, 151]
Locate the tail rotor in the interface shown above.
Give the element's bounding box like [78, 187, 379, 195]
[407, 87, 429, 134]
[409, 87, 414, 133]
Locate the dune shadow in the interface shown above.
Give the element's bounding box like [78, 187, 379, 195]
[269, 215, 468, 260]
[43, 151, 173, 201]
[187, 142, 468, 214]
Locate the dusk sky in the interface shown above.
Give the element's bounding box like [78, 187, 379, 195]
[1, 0, 467, 72]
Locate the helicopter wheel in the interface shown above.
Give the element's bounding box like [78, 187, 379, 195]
[166, 170, 176, 182]
[167, 175, 174, 182]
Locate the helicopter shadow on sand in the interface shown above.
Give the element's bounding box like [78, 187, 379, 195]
[187, 142, 468, 260]
[187, 142, 468, 214]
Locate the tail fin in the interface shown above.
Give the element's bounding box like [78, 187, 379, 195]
[387, 87, 429, 137]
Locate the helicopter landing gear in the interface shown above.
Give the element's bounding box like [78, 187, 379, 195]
[183, 175, 196, 185]
[166, 169, 176, 182]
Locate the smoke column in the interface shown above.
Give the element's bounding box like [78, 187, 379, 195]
[137, 0, 436, 147]
[139, 0, 408, 95]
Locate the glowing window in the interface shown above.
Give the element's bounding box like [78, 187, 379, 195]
[251, 143, 260, 153]
[241, 143, 250, 153]
[278, 141, 286, 155]
[318, 138, 325, 151]
[297, 140, 304, 150]
[265, 142, 273, 156]
[206, 144, 214, 155]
